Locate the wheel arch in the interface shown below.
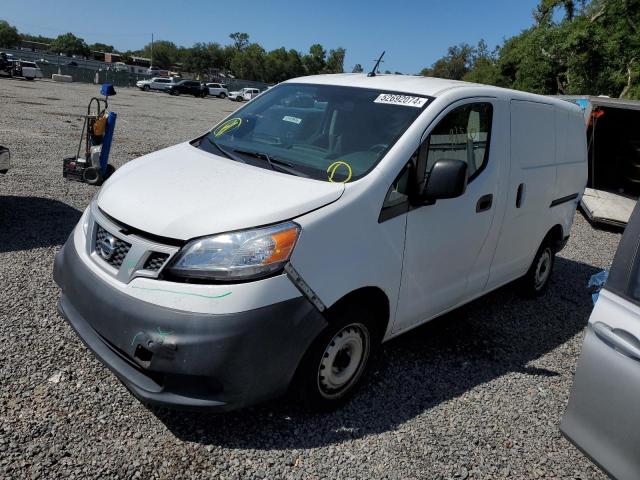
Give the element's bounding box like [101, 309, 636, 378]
[325, 286, 390, 342]
[545, 223, 565, 253]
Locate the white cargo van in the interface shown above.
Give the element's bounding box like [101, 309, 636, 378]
[54, 74, 587, 411]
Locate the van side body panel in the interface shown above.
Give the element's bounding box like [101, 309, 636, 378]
[553, 108, 589, 237]
[487, 99, 586, 290]
[291, 87, 586, 342]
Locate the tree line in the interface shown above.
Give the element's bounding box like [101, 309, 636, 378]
[2, 0, 638, 97]
[0, 20, 345, 83]
[419, 0, 640, 99]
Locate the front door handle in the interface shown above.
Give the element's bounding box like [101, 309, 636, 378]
[593, 322, 640, 362]
[476, 194, 493, 213]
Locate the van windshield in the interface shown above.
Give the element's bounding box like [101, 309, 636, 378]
[197, 83, 431, 182]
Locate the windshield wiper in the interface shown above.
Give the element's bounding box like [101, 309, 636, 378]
[232, 149, 308, 177]
[205, 138, 244, 162]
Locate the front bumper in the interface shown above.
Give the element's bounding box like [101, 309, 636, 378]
[53, 236, 327, 410]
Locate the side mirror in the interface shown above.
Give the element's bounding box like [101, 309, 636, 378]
[421, 159, 468, 200]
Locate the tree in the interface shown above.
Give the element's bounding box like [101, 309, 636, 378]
[230, 43, 266, 81]
[50, 33, 90, 57]
[143, 40, 179, 68]
[183, 42, 212, 75]
[89, 42, 115, 53]
[206, 43, 225, 69]
[0, 20, 19, 48]
[534, 0, 578, 24]
[264, 47, 289, 83]
[303, 44, 326, 75]
[229, 32, 249, 51]
[463, 40, 502, 85]
[19, 33, 54, 45]
[352, 63, 363, 73]
[421, 43, 474, 80]
[325, 47, 346, 73]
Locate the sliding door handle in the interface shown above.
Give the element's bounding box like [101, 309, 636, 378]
[593, 322, 640, 362]
[516, 183, 525, 208]
[476, 194, 493, 213]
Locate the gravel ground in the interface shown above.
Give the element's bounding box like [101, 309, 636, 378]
[0, 78, 622, 479]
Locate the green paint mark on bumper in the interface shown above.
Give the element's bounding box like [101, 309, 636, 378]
[131, 286, 232, 299]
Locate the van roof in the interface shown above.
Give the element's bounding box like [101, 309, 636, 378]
[286, 73, 579, 110]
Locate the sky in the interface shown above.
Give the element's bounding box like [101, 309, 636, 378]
[2, 0, 541, 74]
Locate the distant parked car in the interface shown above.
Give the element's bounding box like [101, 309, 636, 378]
[136, 77, 176, 92]
[12, 60, 43, 80]
[168, 80, 208, 97]
[228, 87, 260, 101]
[112, 62, 129, 72]
[147, 67, 169, 77]
[66, 61, 79, 67]
[206, 82, 229, 98]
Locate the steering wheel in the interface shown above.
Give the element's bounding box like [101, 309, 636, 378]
[368, 143, 389, 153]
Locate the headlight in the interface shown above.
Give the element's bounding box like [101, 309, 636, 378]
[167, 222, 300, 281]
[80, 205, 91, 236]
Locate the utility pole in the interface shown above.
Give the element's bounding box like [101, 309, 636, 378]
[150, 33, 154, 70]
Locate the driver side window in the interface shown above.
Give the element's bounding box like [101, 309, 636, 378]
[424, 103, 493, 182]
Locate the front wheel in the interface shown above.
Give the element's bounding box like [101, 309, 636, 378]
[292, 303, 378, 411]
[172, 90, 180, 96]
[142, 85, 150, 91]
[520, 241, 555, 296]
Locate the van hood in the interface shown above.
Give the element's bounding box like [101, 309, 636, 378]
[97, 142, 344, 240]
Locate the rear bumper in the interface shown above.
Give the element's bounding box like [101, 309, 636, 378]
[54, 236, 327, 410]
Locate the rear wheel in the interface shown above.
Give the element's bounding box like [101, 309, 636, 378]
[520, 240, 555, 296]
[293, 302, 379, 411]
[219, 92, 226, 99]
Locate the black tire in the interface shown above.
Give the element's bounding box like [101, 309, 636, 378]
[292, 302, 380, 411]
[143, 85, 150, 91]
[219, 92, 226, 99]
[82, 166, 103, 186]
[520, 239, 555, 297]
[172, 89, 180, 96]
[236, 96, 243, 102]
[25, 77, 34, 81]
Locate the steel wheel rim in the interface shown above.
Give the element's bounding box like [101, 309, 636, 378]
[534, 248, 552, 290]
[317, 323, 370, 399]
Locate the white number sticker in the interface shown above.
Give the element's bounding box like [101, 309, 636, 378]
[282, 115, 302, 124]
[374, 94, 428, 108]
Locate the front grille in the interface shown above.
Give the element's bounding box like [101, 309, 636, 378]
[143, 252, 169, 271]
[95, 225, 131, 269]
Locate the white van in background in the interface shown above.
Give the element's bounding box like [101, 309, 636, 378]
[54, 74, 587, 411]
[12, 60, 43, 80]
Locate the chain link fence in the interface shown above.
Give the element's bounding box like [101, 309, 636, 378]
[4, 48, 272, 90]
[39, 64, 152, 88]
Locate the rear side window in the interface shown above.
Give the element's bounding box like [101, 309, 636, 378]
[424, 103, 493, 182]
